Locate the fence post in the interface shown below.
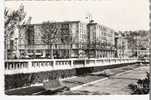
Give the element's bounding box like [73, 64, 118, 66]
[94, 59, 97, 65]
[71, 59, 73, 68]
[28, 60, 32, 73]
[84, 59, 87, 67]
[53, 59, 56, 68]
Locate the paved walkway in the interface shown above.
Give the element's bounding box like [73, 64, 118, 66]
[68, 65, 149, 95]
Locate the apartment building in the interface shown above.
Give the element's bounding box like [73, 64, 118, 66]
[115, 32, 129, 58]
[87, 22, 116, 58]
[16, 21, 88, 59]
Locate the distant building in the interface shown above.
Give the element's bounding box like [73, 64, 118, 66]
[123, 30, 150, 58]
[114, 32, 129, 58]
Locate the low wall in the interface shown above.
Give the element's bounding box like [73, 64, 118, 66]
[5, 58, 138, 75]
[5, 62, 137, 90]
[5, 69, 76, 90]
[75, 63, 135, 75]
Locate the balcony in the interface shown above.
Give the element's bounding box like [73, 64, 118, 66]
[19, 44, 49, 49]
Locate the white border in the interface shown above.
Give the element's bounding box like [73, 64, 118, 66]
[1, 1, 150, 100]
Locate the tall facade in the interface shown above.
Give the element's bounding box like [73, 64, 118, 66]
[115, 32, 129, 58]
[87, 22, 116, 58]
[17, 21, 88, 59]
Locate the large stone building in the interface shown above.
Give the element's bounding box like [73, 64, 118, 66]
[17, 21, 88, 59]
[87, 22, 116, 58]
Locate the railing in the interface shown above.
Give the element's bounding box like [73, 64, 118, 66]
[5, 58, 139, 75]
[19, 44, 78, 49]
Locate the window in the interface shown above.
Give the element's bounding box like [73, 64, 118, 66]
[36, 50, 41, 53]
[10, 40, 14, 49]
[28, 50, 33, 53]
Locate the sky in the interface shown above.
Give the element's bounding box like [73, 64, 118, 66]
[5, 0, 150, 31]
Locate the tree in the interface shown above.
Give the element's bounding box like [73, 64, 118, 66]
[5, 4, 26, 36]
[40, 21, 73, 58]
[41, 22, 58, 44]
[5, 4, 31, 59]
[40, 21, 61, 58]
[122, 30, 149, 57]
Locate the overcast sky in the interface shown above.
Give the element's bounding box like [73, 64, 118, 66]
[5, 0, 150, 31]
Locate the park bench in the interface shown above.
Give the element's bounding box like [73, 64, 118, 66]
[43, 79, 69, 93]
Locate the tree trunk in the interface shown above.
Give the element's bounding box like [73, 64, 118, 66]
[50, 47, 54, 59]
[49, 44, 53, 59]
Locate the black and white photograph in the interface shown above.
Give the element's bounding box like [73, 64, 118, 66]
[4, 0, 150, 96]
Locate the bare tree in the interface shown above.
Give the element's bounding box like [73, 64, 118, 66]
[40, 21, 61, 58]
[40, 21, 73, 58]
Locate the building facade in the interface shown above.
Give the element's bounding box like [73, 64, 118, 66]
[6, 20, 118, 59]
[16, 21, 88, 59]
[115, 32, 129, 58]
[87, 22, 116, 58]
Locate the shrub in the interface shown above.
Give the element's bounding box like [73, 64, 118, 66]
[128, 72, 150, 94]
